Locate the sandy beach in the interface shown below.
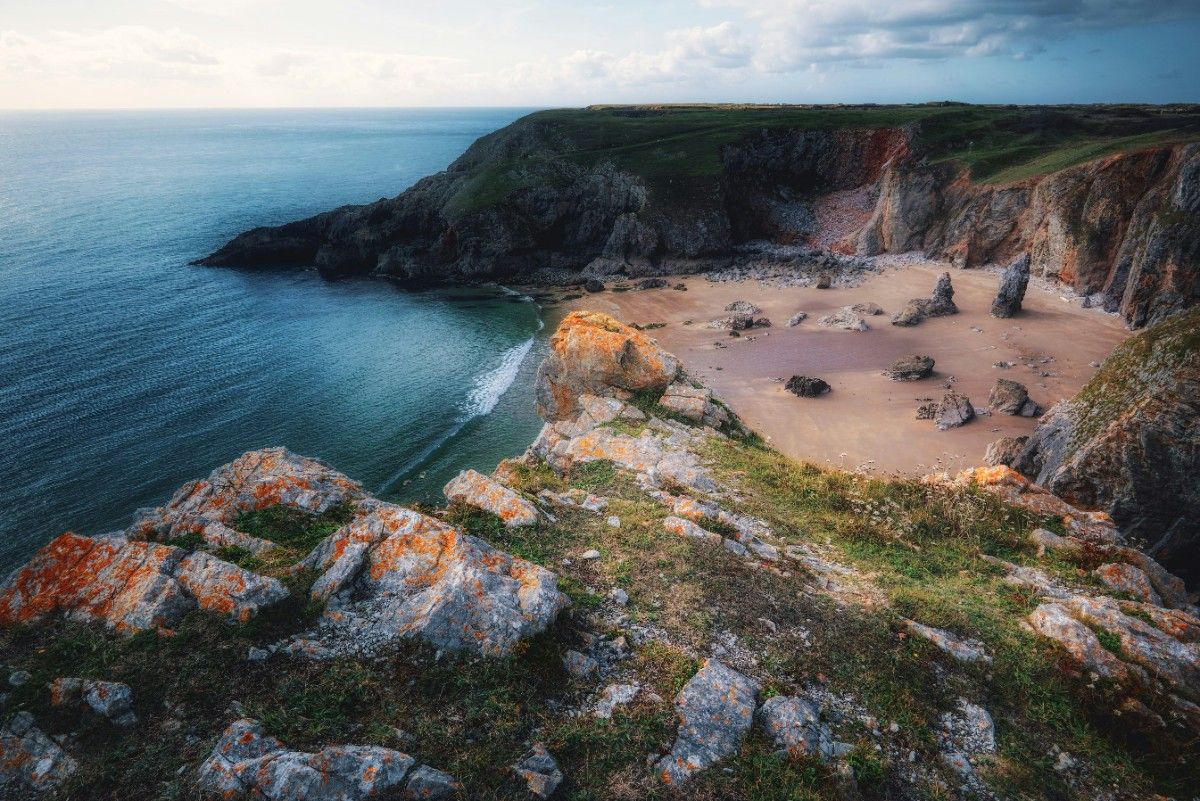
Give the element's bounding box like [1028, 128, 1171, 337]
[566, 258, 1131, 476]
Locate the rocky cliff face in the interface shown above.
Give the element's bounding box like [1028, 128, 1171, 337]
[1000, 308, 1200, 585]
[200, 109, 1200, 328]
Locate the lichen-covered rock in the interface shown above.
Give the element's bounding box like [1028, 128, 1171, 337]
[512, 744, 563, 799]
[443, 469, 539, 528]
[1007, 308, 1200, 585]
[197, 718, 451, 801]
[934, 391, 975, 430]
[404, 765, 461, 800]
[298, 500, 568, 657]
[785, 376, 831, 397]
[0, 712, 78, 796]
[988, 378, 1041, 417]
[653, 659, 758, 785]
[50, 678, 137, 727]
[938, 699, 995, 786]
[984, 435, 1028, 467]
[658, 381, 733, 429]
[663, 516, 723, 547]
[1094, 563, 1163, 606]
[817, 307, 868, 332]
[757, 695, 849, 762]
[595, 683, 640, 719]
[535, 311, 679, 421]
[0, 532, 287, 634]
[991, 252, 1031, 318]
[904, 620, 992, 664]
[885, 355, 935, 381]
[892, 272, 958, 326]
[127, 447, 363, 553]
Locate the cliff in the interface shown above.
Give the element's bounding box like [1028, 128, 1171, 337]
[200, 104, 1200, 328]
[3, 312, 1199, 800]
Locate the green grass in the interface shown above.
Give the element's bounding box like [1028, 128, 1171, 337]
[233, 501, 356, 554]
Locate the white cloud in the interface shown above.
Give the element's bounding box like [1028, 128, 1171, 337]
[0, 26, 220, 79]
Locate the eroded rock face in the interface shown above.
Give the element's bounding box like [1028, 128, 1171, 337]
[0, 532, 287, 634]
[443, 469, 539, 527]
[654, 659, 758, 785]
[296, 499, 568, 657]
[0, 712, 78, 796]
[197, 718, 457, 801]
[1004, 308, 1200, 585]
[991, 252, 1031, 318]
[535, 311, 679, 421]
[892, 272, 958, 327]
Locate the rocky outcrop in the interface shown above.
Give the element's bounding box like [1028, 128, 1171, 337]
[892, 272, 958, 327]
[991, 252, 1031, 317]
[1000, 308, 1200, 584]
[0, 712, 78, 796]
[197, 718, 458, 800]
[657, 381, 735, 430]
[443, 468, 540, 527]
[653, 659, 758, 785]
[49, 678, 137, 727]
[817, 307, 868, 331]
[535, 311, 679, 421]
[757, 695, 850, 763]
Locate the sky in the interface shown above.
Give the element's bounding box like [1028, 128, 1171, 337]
[1, 1, 1199, 109]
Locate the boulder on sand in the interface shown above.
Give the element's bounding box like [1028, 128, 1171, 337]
[991, 253, 1030, 318]
[817, 307, 868, 332]
[988, 379, 1041, 417]
[885, 355, 935, 381]
[785, 376, 831, 398]
[893, 272, 958, 326]
[934, 391, 975, 430]
[725, 300, 761, 315]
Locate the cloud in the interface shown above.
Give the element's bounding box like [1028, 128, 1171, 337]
[0, 26, 220, 79]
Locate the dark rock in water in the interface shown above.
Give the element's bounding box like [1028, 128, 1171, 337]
[934, 391, 975, 430]
[725, 300, 761, 314]
[816, 273, 832, 289]
[988, 378, 1041, 416]
[637, 277, 667, 289]
[584, 278, 605, 293]
[985, 436, 1028, 466]
[991, 253, 1031, 318]
[1009, 307, 1200, 585]
[886, 355, 935, 381]
[893, 272, 959, 326]
[786, 376, 831, 397]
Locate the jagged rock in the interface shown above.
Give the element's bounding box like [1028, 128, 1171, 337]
[904, 620, 991, 664]
[583, 278, 605, 293]
[443, 469, 539, 527]
[0, 712, 78, 796]
[817, 307, 868, 332]
[657, 381, 732, 429]
[850, 302, 883, 315]
[0, 532, 287, 634]
[991, 252, 1030, 318]
[934, 391, 975, 430]
[298, 500, 568, 658]
[1007, 308, 1200, 585]
[915, 402, 938, 420]
[653, 659, 758, 785]
[885, 355, 935, 381]
[725, 300, 761, 315]
[815, 274, 832, 289]
[757, 695, 850, 762]
[984, 435, 1028, 467]
[938, 699, 995, 784]
[595, 683, 640, 719]
[404, 765, 461, 800]
[1094, 563, 1163, 606]
[563, 649, 600, 681]
[127, 447, 363, 554]
[49, 678, 137, 727]
[786, 312, 808, 327]
[663, 516, 722, 547]
[534, 422, 718, 494]
[892, 272, 958, 326]
[660, 496, 779, 561]
[535, 311, 679, 421]
[785, 376, 831, 398]
[512, 744, 563, 800]
[707, 313, 754, 331]
[198, 718, 451, 800]
[988, 378, 1041, 417]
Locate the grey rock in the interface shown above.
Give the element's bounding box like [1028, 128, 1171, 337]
[512, 744, 563, 799]
[8, 670, 30, 688]
[0, 712, 78, 796]
[563, 649, 600, 681]
[785, 376, 831, 398]
[583, 278, 605, 293]
[991, 252, 1031, 318]
[885, 355, 935, 381]
[892, 272, 959, 326]
[757, 695, 850, 762]
[786, 312, 808, 327]
[988, 379, 1041, 417]
[984, 435, 1028, 467]
[816, 273, 832, 289]
[817, 307, 868, 332]
[404, 765, 461, 799]
[724, 300, 761, 315]
[595, 683, 640, 719]
[653, 659, 758, 784]
[934, 392, 975, 430]
[850, 302, 883, 316]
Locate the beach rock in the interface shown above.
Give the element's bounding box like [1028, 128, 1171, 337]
[0, 531, 287, 634]
[637, 277, 667, 289]
[850, 302, 883, 315]
[512, 744, 563, 799]
[915, 402, 938, 420]
[786, 312, 808, 327]
[299, 499, 568, 657]
[707, 313, 755, 331]
[988, 379, 1041, 417]
[885, 355, 935, 381]
[934, 392, 975, 430]
[50, 678, 137, 727]
[443, 469, 539, 527]
[653, 659, 758, 785]
[757, 695, 849, 763]
[535, 311, 679, 421]
[991, 252, 1031, 318]
[724, 300, 761, 315]
[785, 376, 831, 398]
[817, 307, 868, 332]
[0, 712, 78, 796]
[984, 436, 1028, 467]
[816, 273, 832, 289]
[197, 718, 446, 801]
[1006, 308, 1200, 585]
[583, 278, 605, 293]
[892, 272, 958, 326]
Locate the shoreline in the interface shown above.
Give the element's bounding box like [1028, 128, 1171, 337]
[557, 256, 1130, 476]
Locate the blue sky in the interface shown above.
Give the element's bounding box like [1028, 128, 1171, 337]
[1, 1, 1198, 108]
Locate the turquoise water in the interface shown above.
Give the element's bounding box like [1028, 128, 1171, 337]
[0, 108, 546, 570]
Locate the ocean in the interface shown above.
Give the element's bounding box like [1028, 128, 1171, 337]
[0, 107, 546, 571]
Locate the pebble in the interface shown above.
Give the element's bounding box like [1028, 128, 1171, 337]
[606, 516, 621, 528]
[581, 549, 601, 560]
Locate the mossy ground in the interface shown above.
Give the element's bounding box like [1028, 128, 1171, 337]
[2, 430, 1197, 799]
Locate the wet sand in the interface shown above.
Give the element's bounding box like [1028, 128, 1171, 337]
[566, 259, 1130, 476]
